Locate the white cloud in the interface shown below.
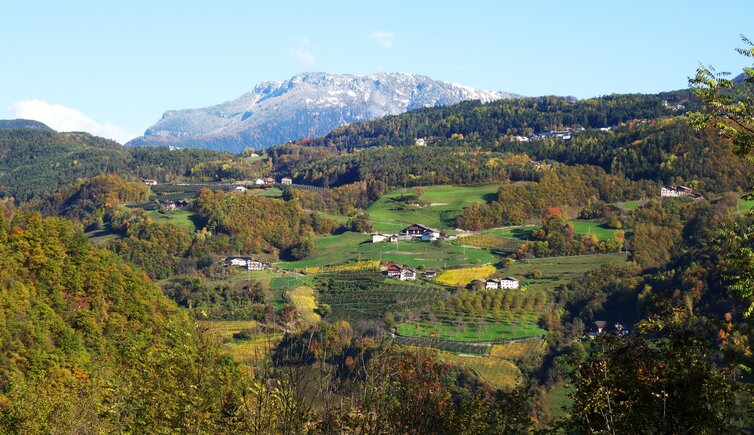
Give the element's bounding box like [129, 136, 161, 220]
[289, 48, 316, 68]
[370, 31, 394, 49]
[289, 36, 316, 68]
[295, 36, 313, 47]
[9, 99, 136, 144]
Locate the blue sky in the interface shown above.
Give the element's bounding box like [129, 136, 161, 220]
[1, 0, 752, 143]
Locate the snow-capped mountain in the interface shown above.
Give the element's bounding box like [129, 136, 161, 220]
[127, 72, 517, 152]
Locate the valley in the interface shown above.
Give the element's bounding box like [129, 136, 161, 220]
[2, 52, 753, 431]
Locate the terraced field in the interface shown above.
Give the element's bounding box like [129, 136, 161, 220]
[489, 339, 547, 360]
[503, 252, 629, 292]
[316, 271, 448, 322]
[435, 352, 522, 391]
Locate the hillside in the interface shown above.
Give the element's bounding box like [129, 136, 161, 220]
[0, 126, 236, 200]
[127, 72, 517, 152]
[0, 211, 246, 432]
[0, 119, 53, 131]
[287, 90, 697, 150]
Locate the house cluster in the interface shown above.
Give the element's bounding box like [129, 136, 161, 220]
[372, 224, 449, 244]
[587, 320, 628, 338]
[472, 277, 520, 290]
[382, 262, 436, 281]
[662, 100, 686, 111]
[384, 262, 416, 281]
[159, 199, 190, 211]
[143, 178, 158, 186]
[512, 127, 599, 143]
[222, 256, 267, 271]
[253, 177, 293, 186]
[660, 185, 702, 199]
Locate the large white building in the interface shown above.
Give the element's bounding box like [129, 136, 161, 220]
[498, 277, 519, 289]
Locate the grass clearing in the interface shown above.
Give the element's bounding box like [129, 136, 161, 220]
[739, 198, 754, 213]
[85, 225, 121, 245]
[571, 220, 619, 241]
[255, 187, 282, 198]
[435, 265, 496, 287]
[614, 200, 641, 211]
[478, 225, 538, 240]
[366, 184, 500, 233]
[146, 209, 199, 232]
[279, 232, 499, 270]
[547, 382, 574, 419]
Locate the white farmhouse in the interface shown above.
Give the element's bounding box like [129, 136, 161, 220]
[499, 277, 519, 289]
[372, 233, 399, 243]
[661, 185, 693, 197]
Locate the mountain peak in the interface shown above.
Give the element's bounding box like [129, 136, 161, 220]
[128, 72, 517, 152]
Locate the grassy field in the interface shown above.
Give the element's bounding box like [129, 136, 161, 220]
[146, 209, 199, 232]
[739, 198, 754, 213]
[269, 276, 312, 289]
[366, 184, 500, 233]
[255, 187, 283, 198]
[455, 235, 523, 253]
[433, 351, 522, 390]
[614, 200, 641, 211]
[279, 232, 499, 270]
[397, 319, 546, 342]
[478, 225, 538, 240]
[570, 220, 619, 241]
[547, 382, 574, 419]
[85, 226, 122, 245]
[504, 252, 628, 292]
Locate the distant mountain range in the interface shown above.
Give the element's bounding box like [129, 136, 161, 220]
[127, 72, 518, 152]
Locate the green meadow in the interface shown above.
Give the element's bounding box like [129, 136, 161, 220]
[366, 184, 500, 233]
[146, 209, 199, 232]
[397, 319, 546, 342]
[613, 200, 641, 211]
[570, 220, 619, 241]
[279, 231, 499, 270]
